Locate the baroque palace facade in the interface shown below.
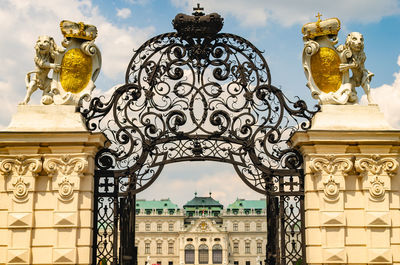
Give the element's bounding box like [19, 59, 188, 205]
[135, 194, 267, 265]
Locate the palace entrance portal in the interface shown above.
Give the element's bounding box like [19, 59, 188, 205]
[81, 6, 318, 265]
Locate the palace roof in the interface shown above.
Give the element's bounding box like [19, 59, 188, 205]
[227, 198, 266, 210]
[183, 193, 223, 209]
[136, 198, 178, 210]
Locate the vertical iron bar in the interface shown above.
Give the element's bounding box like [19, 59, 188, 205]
[113, 174, 119, 265]
[299, 170, 306, 265]
[279, 177, 285, 265]
[92, 173, 100, 265]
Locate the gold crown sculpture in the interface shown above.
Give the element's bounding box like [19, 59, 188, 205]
[60, 20, 98, 41]
[302, 13, 340, 39]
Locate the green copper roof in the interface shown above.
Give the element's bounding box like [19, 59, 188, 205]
[227, 198, 266, 209]
[183, 194, 223, 209]
[136, 198, 178, 209]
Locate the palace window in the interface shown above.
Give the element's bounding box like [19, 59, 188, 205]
[245, 223, 250, 232]
[157, 242, 162, 254]
[145, 223, 150, 231]
[256, 223, 261, 231]
[135, 223, 139, 231]
[198, 244, 209, 264]
[157, 223, 162, 231]
[233, 242, 239, 253]
[184, 244, 195, 264]
[233, 223, 238, 231]
[145, 243, 150, 254]
[212, 244, 223, 264]
[169, 223, 174, 231]
[245, 242, 250, 254]
[257, 242, 262, 254]
[168, 242, 174, 254]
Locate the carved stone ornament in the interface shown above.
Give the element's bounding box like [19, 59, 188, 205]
[302, 14, 373, 105]
[0, 156, 42, 201]
[43, 155, 88, 200]
[309, 155, 353, 200]
[43, 154, 88, 177]
[20, 20, 101, 106]
[369, 175, 385, 199]
[12, 176, 30, 201]
[355, 156, 399, 200]
[58, 176, 75, 201]
[323, 175, 340, 200]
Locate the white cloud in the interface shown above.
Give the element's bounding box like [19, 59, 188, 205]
[0, 0, 154, 128]
[360, 55, 400, 128]
[171, 0, 400, 27]
[116, 7, 131, 19]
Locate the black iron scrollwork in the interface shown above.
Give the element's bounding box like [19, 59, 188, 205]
[82, 7, 319, 265]
[82, 30, 318, 194]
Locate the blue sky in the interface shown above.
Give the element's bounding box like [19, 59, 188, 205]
[1, 0, 400, 206]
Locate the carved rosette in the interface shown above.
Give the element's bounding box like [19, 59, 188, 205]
[309, 155, 353, 201]
[355, 156, 399, 201]
[43, 155, 88, 201]
[0, 156, 42, 202]
[58, 176, 75, 200]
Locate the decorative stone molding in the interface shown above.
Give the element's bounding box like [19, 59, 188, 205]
[322, 248, 346, 263]
[12, 176, 30, 201]
[52, 248, 76, 264]
[0, 155, 42, 202]
[43, 155, 88, 177]
[368, 248, 392, 264]
[43, 154, 88, 201]
[53, 211, 77, 227]
[309, 155, 353, 201]
[355, 156, 398, 177]
[8, 212, 32, 227]
[57, 176, 75, 200]
[355, 156, 399, 200]
[7, 248, 30, 264]
[365, 211, 390, 227]
[320, 211, 345, 226]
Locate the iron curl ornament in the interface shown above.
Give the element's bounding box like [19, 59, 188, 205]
[81, 11, 318, 196]
[81, 7, 319, 265]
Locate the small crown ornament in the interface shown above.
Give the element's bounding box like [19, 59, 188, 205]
[60, 20, 98, 41]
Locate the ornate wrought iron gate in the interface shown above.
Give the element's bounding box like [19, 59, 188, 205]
[81, 6, 318, 265]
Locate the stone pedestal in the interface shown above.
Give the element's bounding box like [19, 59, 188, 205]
[292, 104, 400, 265]
[0, 105, 105, 265]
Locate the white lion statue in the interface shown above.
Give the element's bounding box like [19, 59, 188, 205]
[338, 32, 374, 104]
[20, 35, 64, 105]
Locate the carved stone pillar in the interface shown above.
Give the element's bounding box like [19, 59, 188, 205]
[309, 155, 353, 262]
[291, 104, 400, 265]
[0, 155, 42, 264]
[355, 155, 399, 263]
[0, 105, 105, 265]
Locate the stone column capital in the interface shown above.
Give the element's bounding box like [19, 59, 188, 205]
[0, 155, 42, 202]
[309, 155, 353, 177]
[355, 155, 398, 177]
[0, 155, 42, 178]
[43, 154, 89, 178]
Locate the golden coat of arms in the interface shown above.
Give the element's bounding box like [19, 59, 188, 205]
[302, 14, 373, 105]
[52, 20, 101, 105]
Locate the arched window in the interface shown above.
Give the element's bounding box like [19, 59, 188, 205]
[198, 244, 209, 264]
[185, 244, 195, 264]
[212, 244, 222, 264]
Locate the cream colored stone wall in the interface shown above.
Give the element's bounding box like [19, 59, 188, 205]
[292, 105, 400, 265]
[0, 105, 105, 265]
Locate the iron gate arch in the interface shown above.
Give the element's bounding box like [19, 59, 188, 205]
[81, 7, 318, 265]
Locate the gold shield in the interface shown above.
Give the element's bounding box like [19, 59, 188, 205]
[60, 48, 92, 94]
[310, 47, 342, 93]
